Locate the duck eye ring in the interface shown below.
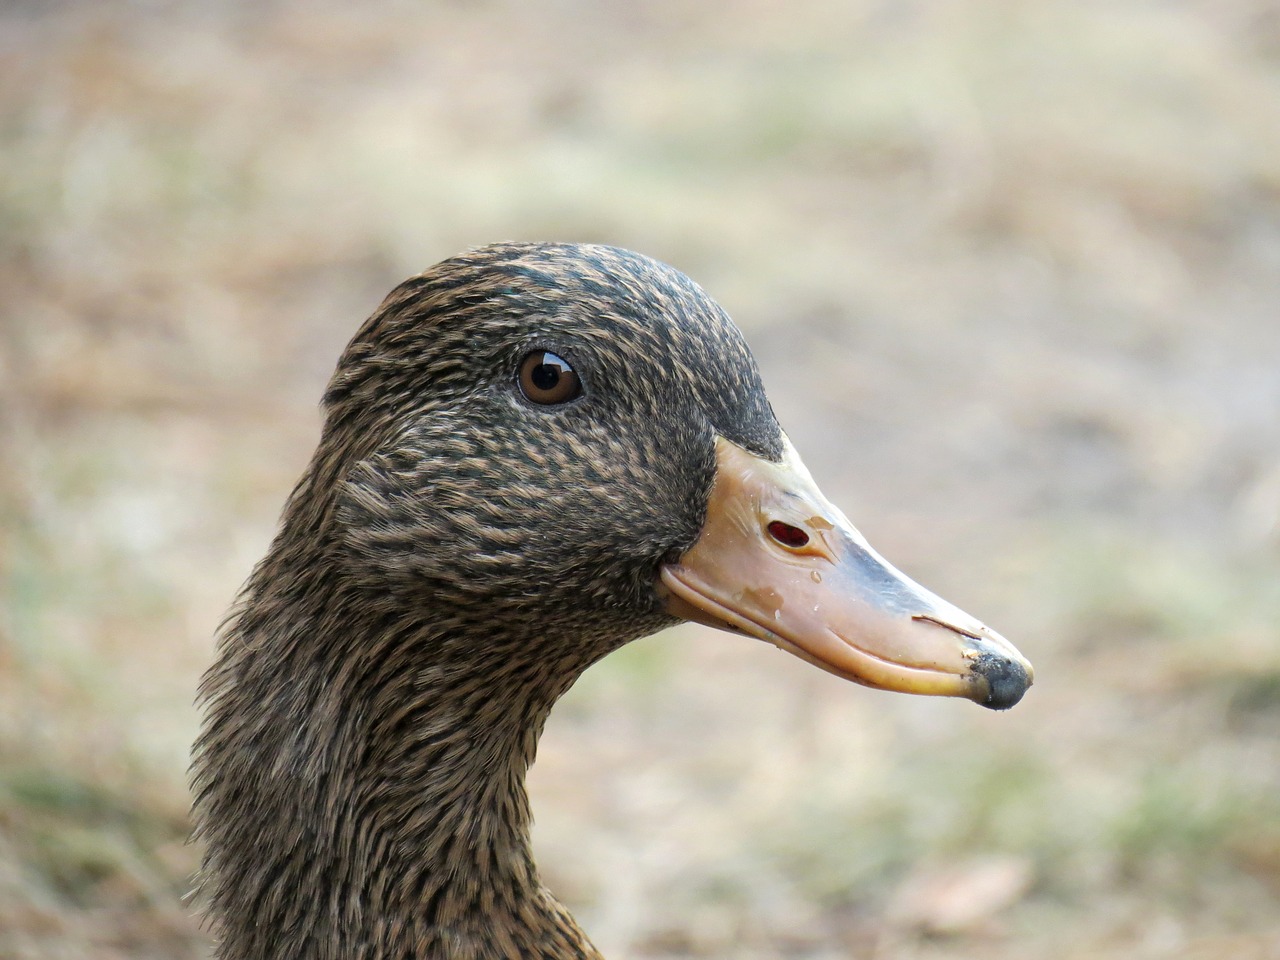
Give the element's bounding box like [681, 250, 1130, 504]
[518, 350, 581, 405]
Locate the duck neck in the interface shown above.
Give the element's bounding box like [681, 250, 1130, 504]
[196, 575, 616, 960]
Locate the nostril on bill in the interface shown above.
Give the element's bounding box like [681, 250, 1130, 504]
[972, 653, 1032, 711]
[767, 520, 810, 549]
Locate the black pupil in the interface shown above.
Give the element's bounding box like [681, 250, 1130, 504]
[531, 360, 561, 392]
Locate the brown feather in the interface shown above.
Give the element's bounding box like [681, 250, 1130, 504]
[191, 242, 785, 959]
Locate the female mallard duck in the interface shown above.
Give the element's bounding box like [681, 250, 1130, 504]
[192, 242, 1032, 960]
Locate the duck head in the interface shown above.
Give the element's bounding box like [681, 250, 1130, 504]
[319, 241, 1032, 709]
[195, 241, 1034, 959]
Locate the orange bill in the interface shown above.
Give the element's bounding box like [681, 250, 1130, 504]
[660, 437, 1033, 709]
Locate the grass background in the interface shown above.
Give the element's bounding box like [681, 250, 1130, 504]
[2, 0, 1279, 957]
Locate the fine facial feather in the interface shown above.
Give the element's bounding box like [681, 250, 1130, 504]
[192, 242, 786, 960]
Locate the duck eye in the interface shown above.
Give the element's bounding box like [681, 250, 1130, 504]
[518, 350, 581, 405]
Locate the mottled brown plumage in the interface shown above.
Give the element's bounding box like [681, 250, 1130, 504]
[192, 242, 788, 959]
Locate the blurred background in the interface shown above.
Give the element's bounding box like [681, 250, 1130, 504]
[2, 1, 1279, 957]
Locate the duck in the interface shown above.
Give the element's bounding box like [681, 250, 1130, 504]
[191, 241, 1032, 960]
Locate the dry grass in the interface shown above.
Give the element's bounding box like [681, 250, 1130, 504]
[2, 0, 1279, 957]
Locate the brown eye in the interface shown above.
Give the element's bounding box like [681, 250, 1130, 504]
[518, 350, 581, 405]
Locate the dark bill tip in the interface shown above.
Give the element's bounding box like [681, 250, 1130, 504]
[973, 653, 1032, 711]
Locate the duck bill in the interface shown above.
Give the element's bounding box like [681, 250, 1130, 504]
[659, 437, 1033, 710]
